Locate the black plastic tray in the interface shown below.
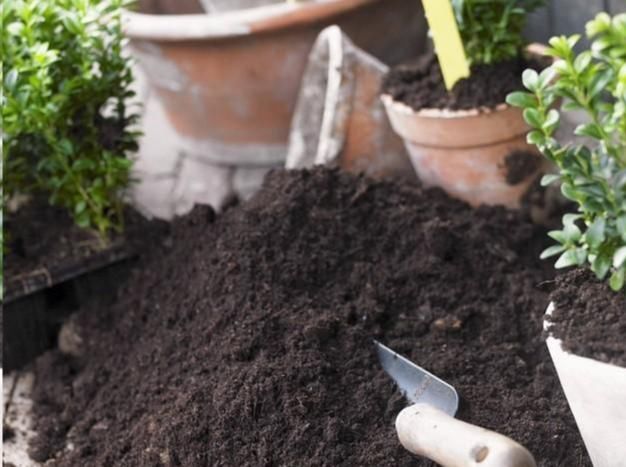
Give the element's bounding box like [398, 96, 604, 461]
[3, 245, 135, 371]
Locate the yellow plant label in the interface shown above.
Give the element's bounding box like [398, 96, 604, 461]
[421, 0, 470, 90]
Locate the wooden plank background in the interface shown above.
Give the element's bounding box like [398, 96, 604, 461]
[525, 0, 625, 44]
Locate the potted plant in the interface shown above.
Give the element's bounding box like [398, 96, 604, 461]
[382, 0, 547, 208]
[2, 0, 144, 370]
[508, 12, 626, 466]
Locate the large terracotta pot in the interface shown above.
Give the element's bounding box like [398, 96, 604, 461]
[544, 302, 626, 467]
[381, 44, 548, 209]
[125, 0, 426, 168]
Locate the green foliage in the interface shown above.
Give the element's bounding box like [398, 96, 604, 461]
[507, 12, 626, 292]
[1, 0, 139, 237]
[451, 0, 545, 66]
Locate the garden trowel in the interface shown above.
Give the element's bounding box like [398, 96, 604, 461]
[374, 341, 537, 467]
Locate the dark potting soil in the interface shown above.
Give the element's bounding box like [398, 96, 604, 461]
[382, 53, 543, 111]
[548, 268, 626, 367]
[503, 150, 543, 186]
[4, 198, 167, 298]
[29, 168, 590, 466]
[3, 424, 16, 441]
[5, 199, 99, 276]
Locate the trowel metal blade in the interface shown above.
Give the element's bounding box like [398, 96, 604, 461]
[375, 340, 459, 416]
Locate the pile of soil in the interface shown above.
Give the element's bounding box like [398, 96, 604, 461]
[29, 168, 590, 466]
[548, 269, 626, 367]
[382, 53, 542, 111]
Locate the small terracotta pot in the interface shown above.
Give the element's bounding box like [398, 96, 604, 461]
[286, 26, 414, 180]
[125, 0, 426, 168]
[381, 45, 547, 209]
[544, 302, 626, 467]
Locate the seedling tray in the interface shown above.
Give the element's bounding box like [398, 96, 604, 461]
[3, 242, 135, 372]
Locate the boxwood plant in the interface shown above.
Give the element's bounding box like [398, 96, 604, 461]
[2, 0, 139, 238]
[451, 0, 545, 66]
[507, 12, 626, 292]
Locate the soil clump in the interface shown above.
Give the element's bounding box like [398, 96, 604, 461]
[548, 268, 626, 367]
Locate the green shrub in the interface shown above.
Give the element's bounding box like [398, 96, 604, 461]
[507, 12, 626, 292]
[2, 0, 139, 237]
[451, 0, 545, 66]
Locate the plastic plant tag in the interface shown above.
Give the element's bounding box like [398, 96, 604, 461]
[421, 0, 469, 90]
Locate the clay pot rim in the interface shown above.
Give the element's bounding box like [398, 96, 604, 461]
[124, 0, 378, 41]
[380, 93, 511, 119]
[381, 42, 549, 120]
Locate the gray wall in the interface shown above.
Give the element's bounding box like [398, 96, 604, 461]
[525, 0, 626, 44]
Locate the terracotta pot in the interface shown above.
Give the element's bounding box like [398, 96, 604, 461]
[125, 0, 426, 168]
[544, 302, 626, 467]
[286, 26, 414, 180]
[381, 45, 548, 209]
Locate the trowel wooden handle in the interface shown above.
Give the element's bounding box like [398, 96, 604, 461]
[396, 404, 537, 467]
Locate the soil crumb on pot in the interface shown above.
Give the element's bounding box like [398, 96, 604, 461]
[548, 269, 626, 367]
[503, 150, 543, 185]
[382, 53, 542, 111]
[3, 424, 16, 441]
[29, 168, 590, 466]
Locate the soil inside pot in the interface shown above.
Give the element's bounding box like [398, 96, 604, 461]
[28, 168, 590, 466]
[382, 53, 543, 111]
[548, 269, 626, 367]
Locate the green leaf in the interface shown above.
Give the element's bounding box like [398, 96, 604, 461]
[574, 123, 604, 140]
[73, 159, 95, 171]
[574, 51, 592, 73]
[523, 108, 543, 128]
[4, 69, 19, 91]
[542, 109, 560, 132]
[506, 91, 536, 108]
[561, 183, 579, 201]
[567, 35, 581, 50]
[585, 218, 606, 249]
[540, 174, 561, 186]
[592, 254, 611, 280]
[589, 69, 614, 98]
[541, 245, 566, 259]
[548, 230, 567, 244]
[75, 200, 87, 215]
[527, 130, 544, 146]
[59, 139, 73, 155]
[613, 247, 626, 269]
[538, 67, 557, 89]
[609, 267, 625, 291]
[522, 69, 539, 91]
[617, 216, 626, 242]
[563, 213, 583, 227]
[555, 249, 587, 268]
[563, 221, 582, 243]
